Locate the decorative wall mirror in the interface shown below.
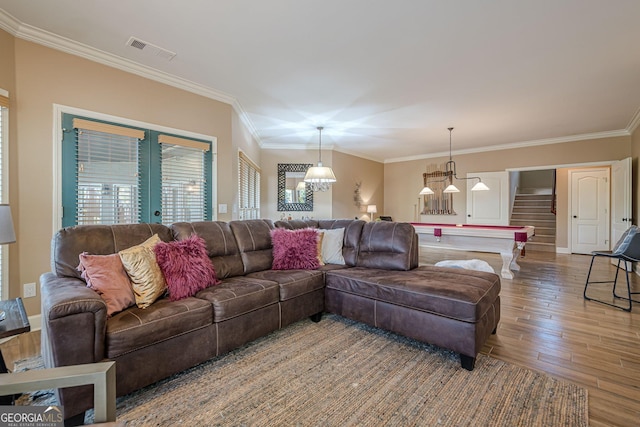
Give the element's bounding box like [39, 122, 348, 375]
[277, 163, 313, 211]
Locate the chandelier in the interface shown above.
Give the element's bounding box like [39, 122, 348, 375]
[419, 127, 489, 195]
[304, 126, 337, 192]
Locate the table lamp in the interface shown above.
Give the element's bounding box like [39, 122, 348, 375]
[0, 204, 15, 245]
[367, 205, 377, 221]
[0, 205, 15, 321]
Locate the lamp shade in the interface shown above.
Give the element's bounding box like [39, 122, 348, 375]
[303, 165, 337, 183]
[471, 181, 490, 191]
[419, 186, 434, 195]
[367, 205, 377, 214]
[443, 184, 460, 193]
[0, 204, 16, 245]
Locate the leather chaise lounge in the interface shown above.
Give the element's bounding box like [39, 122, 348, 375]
[41, 218, 500, 421]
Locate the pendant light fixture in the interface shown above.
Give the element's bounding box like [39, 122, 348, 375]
[419, 127, 489, 195]
[304, 126, 337, 192]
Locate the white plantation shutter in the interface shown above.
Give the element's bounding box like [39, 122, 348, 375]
[238, 152, 260, 220]
[160, 135, 208, 224]
[74, 119, 142, 225]
[0, 94, 8, 299]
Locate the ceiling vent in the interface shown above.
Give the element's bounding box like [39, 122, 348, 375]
[126, 37, 176, 61]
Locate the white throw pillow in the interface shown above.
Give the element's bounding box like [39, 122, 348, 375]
[319, 228, 345, 265]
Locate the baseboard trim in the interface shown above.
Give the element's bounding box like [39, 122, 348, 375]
[28, 314, 41, 332]
[555, 247, 570, 254]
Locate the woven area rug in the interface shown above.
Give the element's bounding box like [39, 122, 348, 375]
[17, 314, 588, 426]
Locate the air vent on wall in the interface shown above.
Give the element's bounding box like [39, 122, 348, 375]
[126, 37, 176, 61]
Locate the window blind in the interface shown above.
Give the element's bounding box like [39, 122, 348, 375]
[0, 101, 6, 299]
[74, 121, 141, 225]
[238, 152, 260, 220]
[160, 137, 207, 224]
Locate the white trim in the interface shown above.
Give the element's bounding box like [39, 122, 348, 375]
[52, 104, 218, 231]
[28, 314, 41, 332]
[505, 160, 618, 172]
[0, 9, 261, 146]
[627, 107, 640, 134]
[555, 247, 570, 254]
[385, 129, 630, 164]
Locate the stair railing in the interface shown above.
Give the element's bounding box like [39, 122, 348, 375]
[551, 169, 557, 215]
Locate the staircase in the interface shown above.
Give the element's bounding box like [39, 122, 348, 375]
[510, 193, 556, 252]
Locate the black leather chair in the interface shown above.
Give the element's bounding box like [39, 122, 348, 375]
[583, 225, 640, 311]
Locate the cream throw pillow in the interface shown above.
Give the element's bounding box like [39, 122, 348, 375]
[119, 234, 167, 309]
[319, 228, 345, 265]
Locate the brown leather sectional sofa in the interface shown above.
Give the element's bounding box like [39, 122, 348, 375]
[40, 218, 500, 421]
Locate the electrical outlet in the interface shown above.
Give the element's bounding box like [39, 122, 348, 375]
[24, 282, 36, 298]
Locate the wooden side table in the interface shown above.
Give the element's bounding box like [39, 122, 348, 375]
[0, 297, 30, 405]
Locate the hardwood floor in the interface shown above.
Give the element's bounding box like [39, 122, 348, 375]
[2, 249, 639, 425]
[419, 248, 640, 427]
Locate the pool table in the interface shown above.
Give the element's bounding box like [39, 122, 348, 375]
[411, 223, 535, 279]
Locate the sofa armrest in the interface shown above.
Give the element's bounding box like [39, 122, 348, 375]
[40, 272, 108, 368]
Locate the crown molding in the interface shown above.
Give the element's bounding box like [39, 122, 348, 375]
[0, 8, 263, 143]
[627, 107, 640, 135]
[384, 129, 631, 164]
[0, 9, 19, 34]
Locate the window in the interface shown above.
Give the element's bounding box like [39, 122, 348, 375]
[0, 92, 8, 299]
[159, 135, 209, 224]
[62, 113, 213, 227]
[238, 151, 260, 220]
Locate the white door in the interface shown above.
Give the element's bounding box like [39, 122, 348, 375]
[570, 168, 610, 254]
[466, 171, 509, 225]
[611, 158, 632, 265]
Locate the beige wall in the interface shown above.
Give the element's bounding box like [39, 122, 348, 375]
[5, 35, 262, 316]
[386, 135, 633, 250]
[330, 151, 384, 221]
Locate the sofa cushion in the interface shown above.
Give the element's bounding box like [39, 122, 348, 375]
[356, 222, 418, 271]
[170, 222, 245, 279]
[270, 228, 320, 270]
[105, 296, 212, 359]
[195, 276, 280, 322]
[318, 228, 345, 265]
[154, 235, 221, 301]
[247, 270, 325, 301]
[229, 219, 275, 273]
[325, 266, 500, 323]
[119, 234, 167, 309]
[317, 220, 364, 266]
[78, 252, 135, 317]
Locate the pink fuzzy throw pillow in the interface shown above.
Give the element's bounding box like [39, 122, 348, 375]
[154, 234, 221, 301]
[271, 228, 320, 270]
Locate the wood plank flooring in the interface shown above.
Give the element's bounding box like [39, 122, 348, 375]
[1, 249, 639, 426]
[419, 248, 640, 427]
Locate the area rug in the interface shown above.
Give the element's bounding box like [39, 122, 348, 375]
[16, 314, 588, 426]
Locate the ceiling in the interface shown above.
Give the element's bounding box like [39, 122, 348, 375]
[1, 0, 639, 163]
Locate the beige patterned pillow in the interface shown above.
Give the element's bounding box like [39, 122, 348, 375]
[119, 234, 167, 308]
